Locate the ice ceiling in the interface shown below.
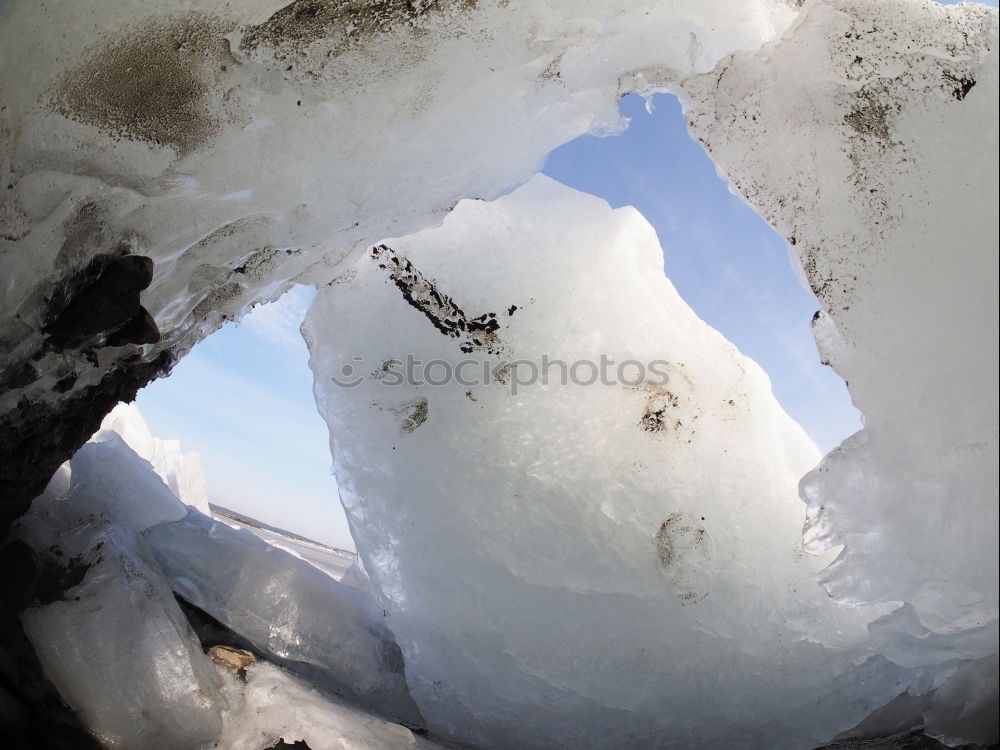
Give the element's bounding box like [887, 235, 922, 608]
[0, 0, 997, 748]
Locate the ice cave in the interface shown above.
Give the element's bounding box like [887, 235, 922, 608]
[0, 0, 997, 748]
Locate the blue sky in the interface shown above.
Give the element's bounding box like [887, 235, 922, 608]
[544, 94, 861, 452]
[135, 91, 874, 548]
[133, 284, 347, 544]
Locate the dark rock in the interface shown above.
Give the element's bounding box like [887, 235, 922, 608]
[0, 349, 174, 533]
[43, 254, 155, 349]
[265, 740, 312, 750]
[106, 308, 161, 347]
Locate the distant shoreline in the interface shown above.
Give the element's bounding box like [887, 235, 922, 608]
[209, 503, 357, 560]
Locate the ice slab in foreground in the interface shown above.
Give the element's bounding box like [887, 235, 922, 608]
[144, 509, 423, 725]
[305, 175, 925, 749]
[14, 424, 222, 748]
[20, 521, 224, 749]
[17, 404, 427, 747]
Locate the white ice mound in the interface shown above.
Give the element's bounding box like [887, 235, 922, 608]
[24, 433, 188, 540]
[98, 403, 211, 515]
[20, 522, 224, 749]
[303, 175, 914, 749]
[17, 406, 422, 745]
[143, 510, 423, 725]
[22, 403, 209, 544]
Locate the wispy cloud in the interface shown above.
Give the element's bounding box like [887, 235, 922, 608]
[242, 284, 317, 355]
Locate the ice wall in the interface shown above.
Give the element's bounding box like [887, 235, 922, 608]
[680, 0, 998, 679]
[304, 175, 922, 749]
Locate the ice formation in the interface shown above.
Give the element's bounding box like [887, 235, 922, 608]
[15, 409, 428, 747]
[0, 0, 798, 512]
[15, 404, 208, 541]
[22, 434, 188, 538]
[15, 425, 225, 748]
[679, 0, 998, 737]
[679, 0, 999, 644]
[20, 522, 225, 749]
[304, 174, 931, 748]
[144, 510, 423, 725]
[217, 662, 445, 750]
[0, 0, 996, 746]
[99, 404, 211, 515]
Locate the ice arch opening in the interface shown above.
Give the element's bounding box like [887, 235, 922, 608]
[132, 284, 359, 554]
[0, 0, 996, 747]
[0, 0, 804, 520]
[122, 91, 877, 747]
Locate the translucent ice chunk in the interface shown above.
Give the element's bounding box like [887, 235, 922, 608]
[218, 662, 444, 750]
[21, 523, 223, 749]
[144, 510, 422, 726]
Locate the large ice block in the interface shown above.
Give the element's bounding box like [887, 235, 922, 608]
[303, 175, 920, 749]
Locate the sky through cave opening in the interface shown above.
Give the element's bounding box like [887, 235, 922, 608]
[134, 91, 861, 552]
